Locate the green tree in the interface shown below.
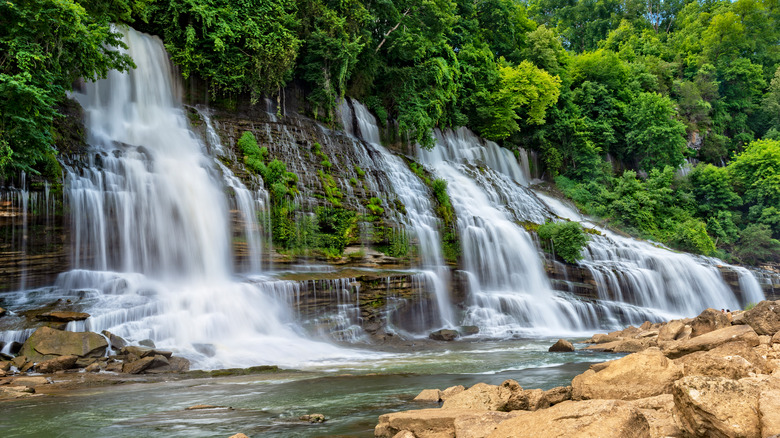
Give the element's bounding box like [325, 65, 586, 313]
[0, 0, 134, 174]
[735, 224, 780, 265]
[728, 138, 780, 236]
[688, 163, 742, 215]
[625, 92, 687, 170]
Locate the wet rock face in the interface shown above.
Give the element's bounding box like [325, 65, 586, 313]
[19, 326, 108, 362]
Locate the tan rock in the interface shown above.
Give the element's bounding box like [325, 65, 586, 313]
[658, 320, 687, 342]
[741, 300, 780, 336]
[441, 381, 521, 412]
[772, 331, 780, 344]
[583, 338, 653, 353]
[588, 333, 620, 344]
[228, 434, 250, 438]
[122, 356, 155, 374]
[85, 362, 101, 373]
[536, 386, 572, 409]
[11, 376, 48, 386]
[672, 375, 762, 438]
[631, 395, 684, 438]
[663, 324, 759, 359]
[523, 388, 544, 410]
[760, 335, 772, 345]
[487, 399, 650, 438]
[0, 360, 10, 372]
[548, 339, 574, 352]
[640, 321, 653, 330]
[690, 308, 732, 338]
[0, 385, 36, 399]
[19, 327, 108, 361]
[760, 385, 780, 438]
[11, 355, 27, 368]
[676, 342, 765, 380]
[36, 355, 78, 374]
[440, 385, 465, 401]
[454, 411, 524, 438]
[572, 348, 683, 401]
[413, 389, 442, 403]
[392, 431, 416, 438]
[35, 311, 90, 322]
[375, 408, 516, 438]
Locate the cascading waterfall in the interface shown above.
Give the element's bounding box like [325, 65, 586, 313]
[536, 193, 766, 315]
[195, 106, 268, 273]
[339, 99, 455, 328]
[419, 127, 762, 335]
[7, 27, 366, 368]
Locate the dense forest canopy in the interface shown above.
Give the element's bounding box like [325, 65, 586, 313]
[1, 0, 779, 264]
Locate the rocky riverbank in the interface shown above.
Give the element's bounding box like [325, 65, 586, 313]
[375, 300, 780, 438]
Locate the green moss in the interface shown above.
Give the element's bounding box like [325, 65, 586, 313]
[537, 220, 589, 264]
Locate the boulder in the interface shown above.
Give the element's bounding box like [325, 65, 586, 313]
[454, 411, 526, 438]
[166, 356, 190, 372]
[19, 327, 108, 361]
[300, 413, 326, 423]
[441, 380, 527, 412]
[441, 385, 465, 401]
[0, 361, 11, 372]
[630, 394, 683, 438]
[0, 386, 36, 400]
[662, 324, 759, 359]
[584, 338, 653, 353]
[414, 389, 442, 403]
[587, 333, 621, 344]
[672, 375, 762, 438]
[536, 386, 572, 410]
[35, 311, 90, 322]
[548, 339, 574, 352]
[122, 356, 156, 374]
[139, 339, 156, 348]
[459, 326, 480, 336]
[11, 376, 48, 386]
[773, 331, 780, 345]
[658, 320, 688, 342]
[85, 362, 101, 373]
[676, 341, 768, 379]
[690, 308, 732, 338]
[429, 330, 458, 341]
[101, 330, 127, 349]
[11, 355, 26, 369]
[36, 355, 78, 374]
[391, 432, 416, 438]
[228, 434, 250, 438]
[375, 408, 517, 438]
[572, 348, 683, 401]
[741, 301, 780, 336]
[140, 354, 171, 373]
[759, 383, 780, 438]
[0, 306, 6, 317]
[486, 399, 650, 438]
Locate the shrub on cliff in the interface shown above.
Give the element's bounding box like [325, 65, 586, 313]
[537, 220, 589, 263]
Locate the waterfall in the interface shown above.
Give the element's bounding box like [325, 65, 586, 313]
[339, 99, 455, 328]
[14, 27, 364, 368]
[419, 127, 762, 335]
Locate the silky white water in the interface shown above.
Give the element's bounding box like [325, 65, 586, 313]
[45, 27, 368, 368]
[338, 99, 455, 329]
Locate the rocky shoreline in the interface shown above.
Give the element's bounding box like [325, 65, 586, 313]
[376, 300, 780, 438]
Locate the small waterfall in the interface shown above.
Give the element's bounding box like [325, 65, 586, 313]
[535, 192, 766, 315]
[339, 100, 454, 328]
[195, 106, 268, 273]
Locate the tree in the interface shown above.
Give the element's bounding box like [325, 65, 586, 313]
[728, 138, 780, 236]
[0, 0, 134, 174]
[688, 163, 742, 215]
[537, 220, 589, 263]
[625, 92, 687, 170]
[735, 224, 780, 265]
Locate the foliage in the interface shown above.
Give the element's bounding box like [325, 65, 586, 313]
[537, 220, 589, 263]
[0, 0, 134, 174]
[734, 224, 780, 265]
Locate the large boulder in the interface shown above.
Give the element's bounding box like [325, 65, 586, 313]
[583, 338, 654, 353]
[375, 408, 523, 438]
[19, 327, 108, 362]
[741, 301, 780, 336]
[536, 386, 572, 410]
[672, 375, 762, 438]
[441, 380, 526, 412]
[630, 394, 684, 438]
[35, 311, 90, 322]
[441, 385, 465, 401]
[689, 308, 732, 337]
[759, 382, 780, 438]
[486, 399, 650, 438]
[429, 329, 458, 341]
[414, 389, 442, 403]
[36, 355, 78, 374]
[658, 320, 691, 342]
[453, 411, 528, 438]
[572, 348, 683, 401]
[548, 339, 574, 352]
[662, 324, 759, 359]
[675, 341, 768, 379]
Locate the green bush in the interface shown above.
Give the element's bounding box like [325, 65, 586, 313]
[537, 220, 589, 263]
